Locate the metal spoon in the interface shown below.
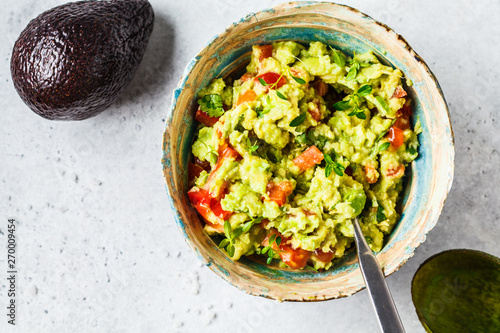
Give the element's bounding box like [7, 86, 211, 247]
[352, 217, 405, 333]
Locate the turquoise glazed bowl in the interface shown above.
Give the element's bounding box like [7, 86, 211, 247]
[162, 2, 454, 301]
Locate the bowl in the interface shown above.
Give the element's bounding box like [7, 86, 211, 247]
[162, 1, 454, 301]
[411, 249, 500, 332]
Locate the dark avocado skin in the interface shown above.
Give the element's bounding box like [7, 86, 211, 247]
[10, 0, 154, 120]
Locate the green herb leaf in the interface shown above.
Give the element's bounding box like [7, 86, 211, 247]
[306, 265, 319, 272]
[242, 221, 254, 233]
[290, 113, 307, 127]
[269, 234, 277, 246]
[346, 66, 358, 81]
[291, 75, 306, 85]
[232, 227, 243, 240]
[224, 220, 231, 239]
[258, 77, 268, 86]
[246, 137, 259, 153]
[325, 164, 333, 178]
[197, 94, 224, 117]
[275, 236, 282, 246]
[262, 246, 270, 254]
[276, 91, 287, 100]
[227, 244, 235, 257]
[266, 257, 273, 264]
[357, 85, 372, 97]
[376, 96, 390, 112]
[355, 111, 367, 120]
[375, 118, 397, 144]
[408, 147, 417, 155]
[333, 100, 351, 111]
[331, 48, 346, 68]
[348, 109, 357, 117]
[219, 239, 230, 249]
[379, 142, 391, 151]
[333, 165, 344, 177]
[376, 205, 386, 222]
[359, 62, 370, 68]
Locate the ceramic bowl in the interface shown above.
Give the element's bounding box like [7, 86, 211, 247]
[162, 2, 454, 301]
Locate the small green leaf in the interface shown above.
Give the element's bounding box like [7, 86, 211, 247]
[290, 113, 307, 127]
[333, 100, 351, 111]
[359, 62, 370, 68]
[227, 244, 235, 257]
[197, 94, 224, 117]
[219, 239, 230, 249]
[291, 75, 306, 84]
[348, 109, 357, 117]
[269, 234, 277, 246]
[375, 118, 397, 143]
[346, 66, 358, 81]
[331, 49, 346, 67]
[333, 165, 344, 177]
[266, 257, 273, 264]
[258, 77, 268, 86]
[325, 164, 333, 178]
[376, 96, 391, 112]
[355, 111, 367, 120]
[306, 265, 319, 272]
[262, 246, 270, 254]
[376, 205, 386, 222]
[275, 236, 282, 246]
[379, 142, 391, 151]
[224, 220, 231, 239]
[276, 91, 287, 100]
[242, 221, 253, 233]
[232, 227, 243, 240]
[357, 85, 372, 97]
[408, 147, 417, 155]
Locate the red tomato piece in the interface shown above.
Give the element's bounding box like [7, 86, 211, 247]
[313, 79, 329, 97]
[266, 181, 294, 206]
[262, 229, 312, 269]
[255, 72, 286, 89]
[386, 164, 405, 178]
[391, 85, 407, 99]
[314, 249, 335, 263]
[195, 108, 219, 126]
[258, 44, 273, 62]
[236, 90, 257, 106]
[308, 103, 321, 121]
[187, 187, 224, 233]
[210, 198, 232, 221]
[387, 126, 405, 148]
[292, 146, 324, 172]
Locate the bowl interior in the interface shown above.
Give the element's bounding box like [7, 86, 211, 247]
[162, 2, 454, 301]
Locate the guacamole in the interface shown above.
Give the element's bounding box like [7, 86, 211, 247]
[187, 41, 420, 270]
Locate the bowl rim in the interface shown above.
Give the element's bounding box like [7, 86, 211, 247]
[162, 1, 455, 301]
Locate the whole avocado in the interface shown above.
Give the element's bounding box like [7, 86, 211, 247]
[10, 0, 154, 120]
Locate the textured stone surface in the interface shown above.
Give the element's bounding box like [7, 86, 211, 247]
[1, 0, 499, 332]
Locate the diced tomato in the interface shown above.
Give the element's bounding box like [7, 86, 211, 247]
[293, 146, 324, 172]
[391, 85, 407, 99]
[394, 104, 412, 130]
[365, 164, 378, 184]
[188, 163, 204, 184]
[313, 79, 329, 97]
[387, 126, 405, 148]
[313, 249, 335, 263]
[240, 73, 255, 82]
[308, 103, 321, 121]
[262, 229, 312, 269]
[266, 181, 294, 206]
[258, 44, 273, 62]
[386, 164, 405, 178]
[236, 90, 257, 106]
[255, 72, 286, 89]
[187, 187, 224, 233]
[195, 108, 219, 127]
[210, 198, 232, 221]
[194, 157, 211, 172]
[204, 143, 240, 200]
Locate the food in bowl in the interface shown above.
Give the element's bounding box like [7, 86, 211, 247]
[187, 41, 420, 270]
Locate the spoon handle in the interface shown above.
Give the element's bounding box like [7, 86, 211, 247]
[353, 218, 405, 333]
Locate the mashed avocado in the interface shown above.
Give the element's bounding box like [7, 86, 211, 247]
[188, 41, 420, 270]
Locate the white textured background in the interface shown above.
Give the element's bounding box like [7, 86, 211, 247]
[1, 0, 499, 332]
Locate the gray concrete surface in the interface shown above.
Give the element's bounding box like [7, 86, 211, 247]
[1, 0, 499, 332]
